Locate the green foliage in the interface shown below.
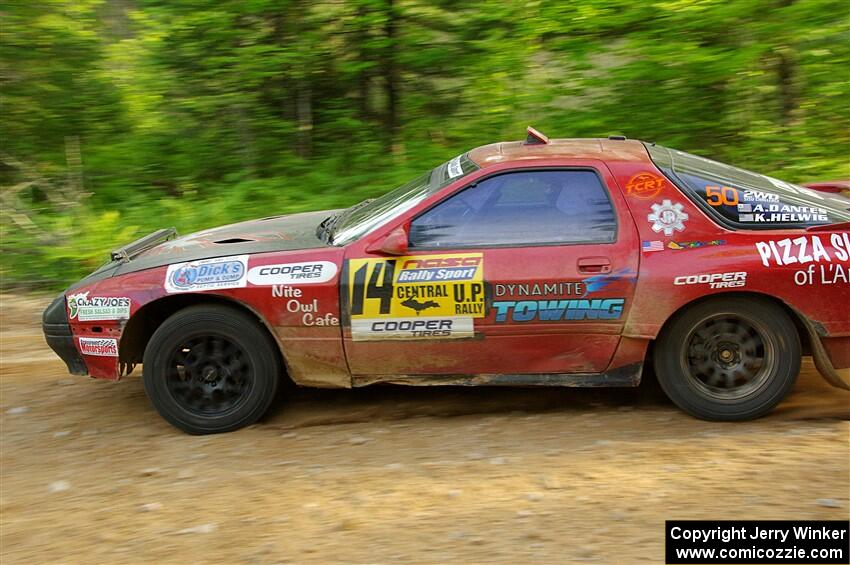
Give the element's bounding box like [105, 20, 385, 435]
[1, 0, 848, 288]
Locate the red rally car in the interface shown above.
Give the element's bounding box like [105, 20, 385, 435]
[43, 128, 850, 434]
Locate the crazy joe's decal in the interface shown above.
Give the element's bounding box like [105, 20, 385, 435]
[348, 253, 485, 341]
[68, 292, 131, 321]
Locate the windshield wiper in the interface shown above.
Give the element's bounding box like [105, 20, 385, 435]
[316, 199, 376, 245]
[345, 198, 376, 216]
[316, 213, 340, 244]
[327, 198, 375, 244]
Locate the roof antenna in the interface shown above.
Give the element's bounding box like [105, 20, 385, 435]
[524, 126, 549, 145]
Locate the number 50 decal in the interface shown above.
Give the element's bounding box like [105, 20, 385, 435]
[706, 186, 739, 207]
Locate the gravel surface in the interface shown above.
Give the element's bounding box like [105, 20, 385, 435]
[1, 294, 848, 564]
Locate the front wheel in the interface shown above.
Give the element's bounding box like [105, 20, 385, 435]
[143, 305, 280, 434]
[654, 297, 800, 421]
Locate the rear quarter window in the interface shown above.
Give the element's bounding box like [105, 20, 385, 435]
[645, 144, 850, 229]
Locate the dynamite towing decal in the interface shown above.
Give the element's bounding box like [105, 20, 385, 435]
[348, 253, 485, 341]
[68, 292, 131, 321]
[165, 255, 248, 293]
[491, 269, 633, 323]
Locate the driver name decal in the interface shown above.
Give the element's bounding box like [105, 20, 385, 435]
[348, 253, 484, 341]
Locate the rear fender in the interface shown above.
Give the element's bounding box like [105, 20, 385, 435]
[794, 314, 850, 390]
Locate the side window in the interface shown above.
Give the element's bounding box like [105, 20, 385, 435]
[409, 170, 616, 248]
[645, 143, 850, 228]
[677, 171, 835, 227]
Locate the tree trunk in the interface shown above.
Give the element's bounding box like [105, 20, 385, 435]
[776, 51, 795, 127]
[296, 79, 313, 159]
[383, 0, 400, 154]
[776, 0, 796, 128]
[355, 5, 372, 121]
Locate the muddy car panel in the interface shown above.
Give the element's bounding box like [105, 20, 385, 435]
[44, 136, 850, 393]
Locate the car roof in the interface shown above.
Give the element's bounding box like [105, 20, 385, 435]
[467, 137, 653, 168]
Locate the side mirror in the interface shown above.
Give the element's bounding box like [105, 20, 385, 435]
[367, 226, 409, 255]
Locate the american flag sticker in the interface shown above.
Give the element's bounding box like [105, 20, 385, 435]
[737, 203, 752, 212]
[642, 240, 664, 252]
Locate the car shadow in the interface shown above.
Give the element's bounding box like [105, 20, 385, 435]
[263, 366, 673, 430]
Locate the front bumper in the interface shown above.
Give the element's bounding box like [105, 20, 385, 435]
[42, 294, 87, 375]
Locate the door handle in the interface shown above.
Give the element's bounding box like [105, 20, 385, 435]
[577, 257, 612, 274]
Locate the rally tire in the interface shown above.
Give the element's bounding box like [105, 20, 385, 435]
[143, 304, 280, 434]
[654, 297, 800, 421]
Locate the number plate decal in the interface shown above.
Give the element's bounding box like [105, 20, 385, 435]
[348, 253, 485, 340]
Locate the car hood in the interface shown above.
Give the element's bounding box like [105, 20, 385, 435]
[69, 209, 339, 290]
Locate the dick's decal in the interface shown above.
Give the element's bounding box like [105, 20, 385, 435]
[348, 253, 485, 341]
[165, 255, 248, 293]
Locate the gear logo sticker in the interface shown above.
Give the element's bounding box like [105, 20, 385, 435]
[648, 200, 688, 236]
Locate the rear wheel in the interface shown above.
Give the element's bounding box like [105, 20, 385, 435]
[143, 305, 280, 434]
[654, 297, 800, 420]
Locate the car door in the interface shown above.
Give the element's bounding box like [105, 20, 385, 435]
[343, 163, 639, 378]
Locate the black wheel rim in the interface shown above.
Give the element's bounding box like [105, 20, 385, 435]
[165, 334, 253, 417]
[681, 313, 775, 400]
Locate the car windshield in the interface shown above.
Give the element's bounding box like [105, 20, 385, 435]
[646, 143, 850, 228]
[329, 153, 479, 245]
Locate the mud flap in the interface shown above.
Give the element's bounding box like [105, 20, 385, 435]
[802, 318, 850, 391]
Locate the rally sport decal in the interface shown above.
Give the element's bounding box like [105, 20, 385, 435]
[348, 253, 485, 341]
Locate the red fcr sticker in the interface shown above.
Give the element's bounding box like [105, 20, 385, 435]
[625, 173, 665, 199]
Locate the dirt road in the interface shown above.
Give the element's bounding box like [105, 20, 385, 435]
[1, 294, 848, 564]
